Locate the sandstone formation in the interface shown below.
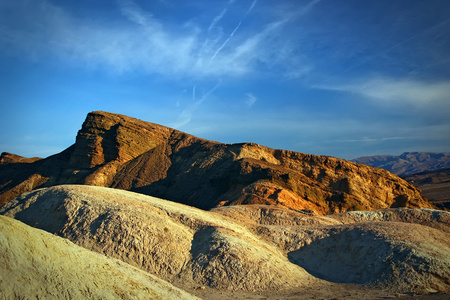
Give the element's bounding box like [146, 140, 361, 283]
[352, 152, 450, 176]
[1, 185, 449, 299]
[0, 111, 435, 214]
[0, 214, 198, 300]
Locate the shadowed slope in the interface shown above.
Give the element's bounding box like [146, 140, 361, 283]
[402, 168, 450, 210]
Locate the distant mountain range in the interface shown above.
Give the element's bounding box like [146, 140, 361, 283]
[352, 152, 450, 176]
[0, 111, 434, 214]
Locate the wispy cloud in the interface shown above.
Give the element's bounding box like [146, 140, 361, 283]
[245, 93, 257, 108]
[118, 0, 156, 27]
[208, 8, 227, 33]
[0, 0, 319, 79]
[318, 77, 450, 108]
[171, 81, 221, 128]
[192, 85, 196, 101]
[341, 136, 418, 143]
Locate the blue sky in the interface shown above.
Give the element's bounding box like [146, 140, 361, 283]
[1, 0, 449, 160]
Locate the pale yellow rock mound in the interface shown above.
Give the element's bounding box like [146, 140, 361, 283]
[1, 185, 449, 298]
[0, 215, 198, 300]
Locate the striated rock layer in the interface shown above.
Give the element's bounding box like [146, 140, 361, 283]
[0, 111, 434, 214]
[1, 185, 449, 298]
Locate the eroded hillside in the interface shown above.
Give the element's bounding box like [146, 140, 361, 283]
[0, 214, 198, 300]
[0, 111, 434, 214]
[1, 185, 448, 299]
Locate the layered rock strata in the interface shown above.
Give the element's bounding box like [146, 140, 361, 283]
[0, 111, 434, 214]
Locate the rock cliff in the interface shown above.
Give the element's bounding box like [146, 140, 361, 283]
[0, 111, 434, 214]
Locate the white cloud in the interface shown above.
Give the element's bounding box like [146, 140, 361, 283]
[341, 136, 418, 143]
[319, 77, 450, 108]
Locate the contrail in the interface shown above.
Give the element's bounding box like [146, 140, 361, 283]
[208, 21, 243, 65]
[173, 80, 221, 129]
[208, 0, 258, 66]
[248, 0, 257, 11]
[197, 80, 221, 106]
[196, 0, 234, 70]
[199, 7, 228, 55]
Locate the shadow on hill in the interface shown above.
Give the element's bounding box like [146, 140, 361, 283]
[288, 228, 391, 284]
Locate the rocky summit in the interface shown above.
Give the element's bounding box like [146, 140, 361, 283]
[0, 111, 434, 214]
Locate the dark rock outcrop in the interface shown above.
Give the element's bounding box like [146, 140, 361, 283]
[0, 111, 435, 214]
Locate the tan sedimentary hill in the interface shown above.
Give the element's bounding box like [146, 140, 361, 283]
[0, 111, 434, 214]
[0, 152, 42, 164]
[1, 185, 449, 298]
[0, 215, 198, 300]
[0, 185, 315, 294]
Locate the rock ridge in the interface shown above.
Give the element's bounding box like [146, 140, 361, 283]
[0, 111, 435, 214]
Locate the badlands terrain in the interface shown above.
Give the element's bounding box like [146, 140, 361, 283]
[1, 185, 449, 299]
[0, 111, 449, 299]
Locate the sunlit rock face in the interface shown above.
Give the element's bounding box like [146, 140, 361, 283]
[0, 111, 434, 214]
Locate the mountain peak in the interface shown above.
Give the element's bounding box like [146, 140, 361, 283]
[71, 111, 176, 168]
